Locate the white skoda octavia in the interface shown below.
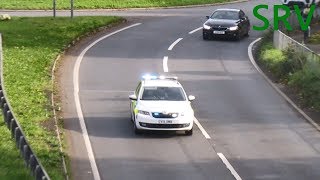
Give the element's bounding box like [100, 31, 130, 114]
[129, 75, 195, 135]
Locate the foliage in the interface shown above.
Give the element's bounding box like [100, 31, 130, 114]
[0, 16, 123, 179]
[0, 0, 234, 9]
[289, 60, 320, 109]
[260, 44, 287, 79]
[259, 31, 320, 110]
[309, 31, 320, 44]
[0, 122, 32, 180]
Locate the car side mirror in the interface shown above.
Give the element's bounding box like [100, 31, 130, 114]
[188, 95, 195, 101]
[206, 16, 210, 19]
[129, 94, 137, 100]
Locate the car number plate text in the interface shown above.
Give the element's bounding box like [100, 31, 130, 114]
[213, 31, 225, 34]
[159, 120, 173, 124]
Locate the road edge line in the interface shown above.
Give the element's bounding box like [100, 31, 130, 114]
[248, 38, 320, 132]
[73, 23, 142, 180]
[217, 153, 242, 180]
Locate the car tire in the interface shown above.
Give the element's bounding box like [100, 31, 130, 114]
[234, 32, 241, 41]
[133, 120, 143, 135]
[203, 32, 210, 40]
[244, 29, 249, 37]
[185, 128, 193, 136]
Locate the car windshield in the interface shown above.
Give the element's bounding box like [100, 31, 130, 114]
[210, 10, 239, 20]
[141, 86, 186, 101]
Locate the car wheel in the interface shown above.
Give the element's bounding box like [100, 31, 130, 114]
[203, 35, 209, 40]
[133, 120, 143, 135]
[130, 111, 134, 122]
[234, 32, 241, 41]
[185, 128, 193, 136]
[244, 29, 249, 37]
[203, 32, 210, 40]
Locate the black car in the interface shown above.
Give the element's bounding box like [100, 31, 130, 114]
[202, 8, 250, 40]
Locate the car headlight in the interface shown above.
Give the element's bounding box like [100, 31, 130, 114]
[171, 113, 178, 118]
[203, 24, 211, 30]
[180, 111, 193, 117]
[138, 110, 150, 115]
[228, 26, 238, 31]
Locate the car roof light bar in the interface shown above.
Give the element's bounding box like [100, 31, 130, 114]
[142, 74, 178, 81]
[142, 74, 157, 80]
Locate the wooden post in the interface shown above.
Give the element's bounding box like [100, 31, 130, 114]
[53, 0, 56, 17]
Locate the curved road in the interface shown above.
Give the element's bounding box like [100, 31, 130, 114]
[72, 1, 320, 180]
[7, 0, 320, 179]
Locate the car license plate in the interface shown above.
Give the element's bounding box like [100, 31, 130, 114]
[158, 120, 173, 124]
[213, 31, 225, 34]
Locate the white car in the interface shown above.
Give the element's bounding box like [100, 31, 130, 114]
[129, 75, 195, 135]
[282, 0, 320, 6]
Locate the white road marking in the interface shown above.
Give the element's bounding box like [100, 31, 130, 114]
[73, 23, 141, 180]
[164, 35, 212, 141]
[168, 38, 183, 50]
[193, 117, 211, 139]
[163, 25, 242, 180]
[189, 27, 203, 34]
[163, 56, 169, 72]
[217, 153, 242, 180]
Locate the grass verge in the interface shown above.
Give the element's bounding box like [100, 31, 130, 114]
[0, 122, 33, 179]
[0, 16, 124, 179]
[0, 0, 235, 9]
[309, 31, 320, 44]
[258, 31, 320, 110]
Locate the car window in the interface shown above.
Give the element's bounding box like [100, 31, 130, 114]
[239, 11, 245, 19]
[135, 82, 141, 96]
[141, 87, 186, 101]
[211, 10, 239, 20]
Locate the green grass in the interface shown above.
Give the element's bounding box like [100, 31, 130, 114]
[0, 0, 234, 9]
[258, 32, 320, 110]
[309, 31, 320, 44]
[0, 16, 124, 179]
[0, 122, 33, 180]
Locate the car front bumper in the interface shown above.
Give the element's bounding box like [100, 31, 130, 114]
[135, 114, 193, 131]
[203, 28, 239, 38]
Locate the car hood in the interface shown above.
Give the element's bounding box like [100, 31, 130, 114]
[205, 19, 239, 27]
[137, 101, 193, 113]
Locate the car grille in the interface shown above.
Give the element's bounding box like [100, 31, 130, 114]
[151, 112, 178, 118]
[139, 122, 190, 128]
[212, 26, 228, 31]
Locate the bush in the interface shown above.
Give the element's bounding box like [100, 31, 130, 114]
[260, 46, 287, 79]
[258, 31, 320, 111]
[260, 43, 308, 81]
[309, 32, 320, 44]
[283, 46, 307, 73]
[289, 61, 320, 109]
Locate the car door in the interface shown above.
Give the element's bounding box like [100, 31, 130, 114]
[131, 82, 141, 119]
[239, 10, 249, 35]
[239, 11, 245, 35]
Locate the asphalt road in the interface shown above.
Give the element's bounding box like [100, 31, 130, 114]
[4, 0, 320, 179]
